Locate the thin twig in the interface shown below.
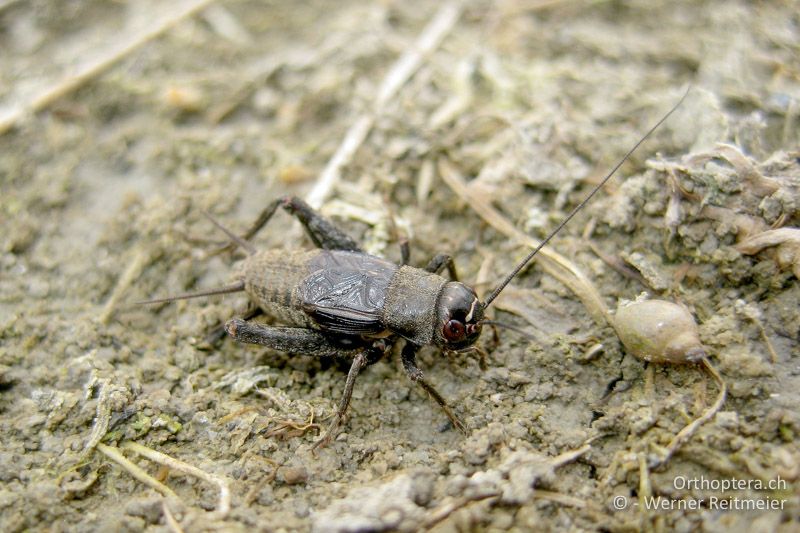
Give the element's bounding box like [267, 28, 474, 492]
[758, 325, 780, 364]
[551, 443, 592, 467]
[305, 2, 462, 207]
[305, 115, 372, 208]
[0, 0, 216, 135]
[532, 489, 587, 508]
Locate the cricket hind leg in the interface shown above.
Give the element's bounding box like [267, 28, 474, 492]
[236, 196, 363, 252]
[225, 319, 362, 356]
[199, 305, 263, 350]
[312, 337, 391, 450]
[401, 342, 466, 433]
[213, 196, 362, 254]
[284, 196, 363, 252]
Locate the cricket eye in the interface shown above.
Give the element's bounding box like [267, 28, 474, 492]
[443, 319, 465, 341]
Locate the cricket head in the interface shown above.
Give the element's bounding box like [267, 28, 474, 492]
[434, 282, 484, 350]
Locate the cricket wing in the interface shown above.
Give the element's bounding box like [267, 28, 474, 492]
[300, 251, 397, 335]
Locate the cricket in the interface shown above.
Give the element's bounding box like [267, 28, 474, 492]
[140, 91, 689, 449]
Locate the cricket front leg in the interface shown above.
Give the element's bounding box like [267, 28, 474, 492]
[424, 253, 458, 281]
[401, 342, 466, 434]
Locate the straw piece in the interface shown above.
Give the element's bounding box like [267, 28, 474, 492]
[437, 158, 611, 326]
[96, 443, 181, 501]
[0, 0, 216, 135]
[305, 2, 462, 208]
[121, 441, 231, 519]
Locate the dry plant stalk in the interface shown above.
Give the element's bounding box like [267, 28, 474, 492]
[0, 0, 216, 135]
[437, 158, 611, 327]
[99, 248, 150, 324]
[94, 440, 231, 520]
[121, 441, 231, 519]
[162, 501, 186, 533]
[305, 2, 462, 208]
[96, 443, 180, 501]
[421, 491, 499, 530]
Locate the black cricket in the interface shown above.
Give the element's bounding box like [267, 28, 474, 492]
[141, 92, 687, 448]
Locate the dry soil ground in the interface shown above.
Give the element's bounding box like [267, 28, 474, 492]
[1, 1, 798, 531]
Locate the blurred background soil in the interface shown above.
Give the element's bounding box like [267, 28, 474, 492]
[1, 0, 798, 531]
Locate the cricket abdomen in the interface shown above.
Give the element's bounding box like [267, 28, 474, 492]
[241, 249, 320, 328]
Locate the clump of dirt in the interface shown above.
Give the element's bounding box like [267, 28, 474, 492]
[1, 1, 798, 531]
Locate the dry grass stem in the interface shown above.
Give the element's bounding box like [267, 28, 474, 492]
[0, 0, 216, 136]
[422, 491, 500, 530]
[96, 443, 181, 501]
[162, 501, 186, 533]
[99, 248, 150, 324]
[437, 158, 611, 326]
[121, 441, 231, 518]
[551, 443, 592, 467]
[532, 489, 587, 508]
[305, 2, 462, 207]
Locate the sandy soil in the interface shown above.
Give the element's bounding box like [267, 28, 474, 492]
[1, 1, 798, 531]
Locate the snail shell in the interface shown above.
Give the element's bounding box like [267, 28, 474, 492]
[613, 299, 706, 364]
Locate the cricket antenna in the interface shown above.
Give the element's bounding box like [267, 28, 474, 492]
[483, 87, 690, 308]
[480, 319, 539, 342]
